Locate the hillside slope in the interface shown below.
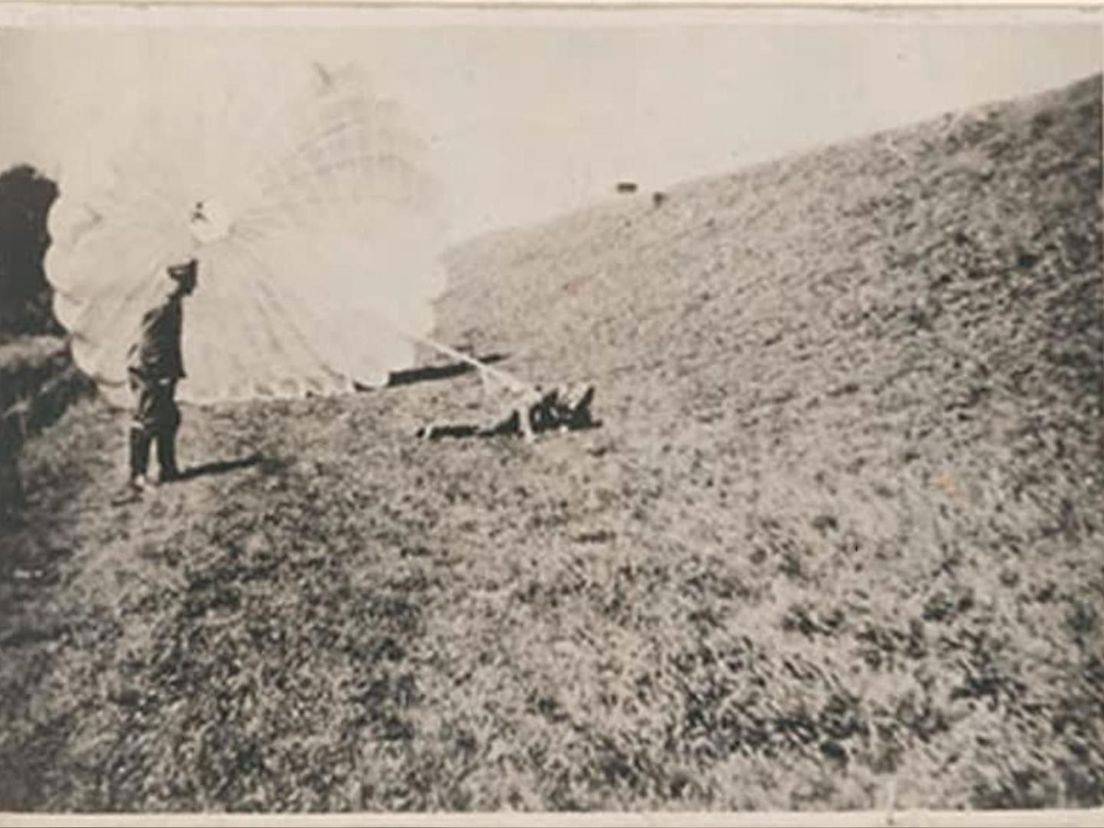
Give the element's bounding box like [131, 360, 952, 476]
[1, 75, 1101, 812]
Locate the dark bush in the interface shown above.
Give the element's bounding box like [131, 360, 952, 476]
[0, 165, 60, 340]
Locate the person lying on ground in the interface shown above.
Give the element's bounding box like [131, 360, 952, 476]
[417, 381, 596, 442]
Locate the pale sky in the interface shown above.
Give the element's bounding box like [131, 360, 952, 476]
[0, 9, 1100, 243]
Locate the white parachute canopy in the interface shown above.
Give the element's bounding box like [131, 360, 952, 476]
[45, 58, 446, 408]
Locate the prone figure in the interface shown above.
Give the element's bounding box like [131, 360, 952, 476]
[417, 381, 596, 443]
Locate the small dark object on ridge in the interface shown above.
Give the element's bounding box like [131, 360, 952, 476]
[652, 191, 667, 207]
[616, 181, 638, 194]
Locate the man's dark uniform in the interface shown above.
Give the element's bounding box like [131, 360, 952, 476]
[127, 266, 191, 484]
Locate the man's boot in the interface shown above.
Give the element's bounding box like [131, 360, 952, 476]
[129, 427, 152, 489]
[155, 426, 181, 484]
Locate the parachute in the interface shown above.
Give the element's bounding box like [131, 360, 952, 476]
[44, 59, 446, 408]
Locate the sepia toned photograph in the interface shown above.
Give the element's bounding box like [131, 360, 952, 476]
[0, 4, 1102, 821]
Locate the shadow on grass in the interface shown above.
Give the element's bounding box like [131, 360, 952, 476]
[386, 353, 508, 387]
[179, 453, 264, 481]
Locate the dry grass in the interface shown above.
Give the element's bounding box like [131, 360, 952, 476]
[1, 75, 1101, 813]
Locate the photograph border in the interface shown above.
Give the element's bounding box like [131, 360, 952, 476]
[1, 2, 1102, 826]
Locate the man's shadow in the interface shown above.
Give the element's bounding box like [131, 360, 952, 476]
[178, 453, 265, 481]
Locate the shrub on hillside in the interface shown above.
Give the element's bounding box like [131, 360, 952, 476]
[0, 165, 60, 340]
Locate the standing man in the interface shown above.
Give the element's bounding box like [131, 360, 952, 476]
[127, 258, 197, 490]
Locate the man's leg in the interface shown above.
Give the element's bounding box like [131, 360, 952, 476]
[129, 372, 155, 488]
[129, 424, 152, 485]
[155, 427, 180, 482]
[153, 384, 182, 483]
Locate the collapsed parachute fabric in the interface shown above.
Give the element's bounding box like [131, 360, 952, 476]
[45, 61, 446, 408]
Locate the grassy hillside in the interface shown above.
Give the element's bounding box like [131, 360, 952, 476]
[1, 74, 1101, 812]
[1, 336, 93, 519]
